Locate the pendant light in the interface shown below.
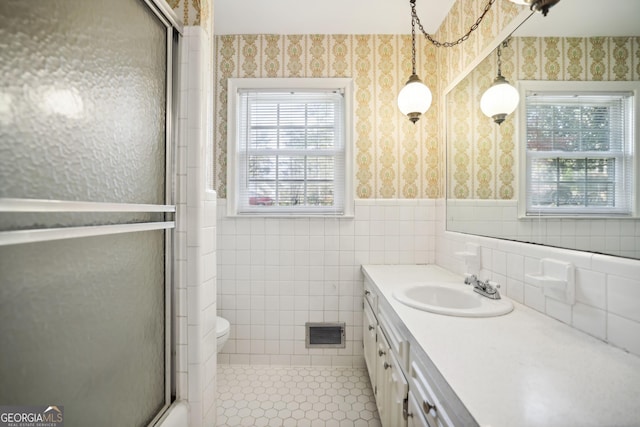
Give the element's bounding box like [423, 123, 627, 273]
[480, 41, 519, 125]
[398, 0, 497, 123]
[397, 0, 432, 124]
[397, 0, 560, 123]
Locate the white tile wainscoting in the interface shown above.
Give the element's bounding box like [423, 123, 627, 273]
[215, 197, 640, 368]
[216, 199, 437, 366]
[436, 200, 640, 358]
[447, 199, 640, 259]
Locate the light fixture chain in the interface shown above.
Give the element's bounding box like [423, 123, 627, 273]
[411, 0, 496, 48]
[411, 15, 417, 74]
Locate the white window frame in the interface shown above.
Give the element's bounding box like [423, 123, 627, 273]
[518, 80, 640, 218]
[227, 77, 354, 217]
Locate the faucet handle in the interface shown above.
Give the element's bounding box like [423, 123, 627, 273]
[485, 280, 501, 295]
[486, 280, 500, 289]
[464, 274, 477, 285]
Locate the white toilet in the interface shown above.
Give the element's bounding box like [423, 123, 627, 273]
[216, 316, 230, 353]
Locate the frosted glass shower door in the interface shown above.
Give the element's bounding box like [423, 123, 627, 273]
[0, 0, 181, 426]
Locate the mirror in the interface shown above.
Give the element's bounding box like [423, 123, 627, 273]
[445, 0, 640, 260]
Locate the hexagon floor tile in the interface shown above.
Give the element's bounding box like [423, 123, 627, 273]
[217, 365, 382, 427]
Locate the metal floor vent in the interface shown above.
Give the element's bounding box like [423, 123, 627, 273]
[305, 322, 346, 348]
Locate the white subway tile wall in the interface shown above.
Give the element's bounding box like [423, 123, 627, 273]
[447, 199, 640, 259]
[215, 197, 640, 364]
[215, 205, 640, 425]
[436, 200, 640, 358]
[216, 199, 437, 366]
[175, 27, 217, 427]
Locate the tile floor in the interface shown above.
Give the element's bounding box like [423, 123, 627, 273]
[216, 365, 382, 427]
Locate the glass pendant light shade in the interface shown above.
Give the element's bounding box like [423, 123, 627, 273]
[480, 75, 519, 125]
[397, 74, 432, 123]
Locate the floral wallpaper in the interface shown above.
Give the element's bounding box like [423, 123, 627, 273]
[166, 0, 206, 26]
[213, 34, 440, 199]
[434, 0, 522, 90]
[210, 0, 526, 199]
[514, 36, 640, 81]
[447, 40, 517, 200]
[447, 36, 640, 200]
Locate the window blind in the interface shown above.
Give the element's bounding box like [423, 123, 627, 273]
[237, 90, 346, 214]
[525, 92, 634, 215]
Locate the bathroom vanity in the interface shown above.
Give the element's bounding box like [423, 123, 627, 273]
[362, 264, 640, 427]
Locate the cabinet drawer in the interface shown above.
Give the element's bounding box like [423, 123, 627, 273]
[407, 391, 430, 427]
[409, 360, 453, 427]
[364, 299, 377, 330]
[378, 304, 410, 371]
[364, 278, 378, 312]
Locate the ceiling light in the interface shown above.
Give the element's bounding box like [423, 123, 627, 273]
[480, 42, 519, 125]
[396, 2, 431, 124]
[398, 0, 497, 123]
[509, 0, 562, 16]
[397, 74, 432, 124]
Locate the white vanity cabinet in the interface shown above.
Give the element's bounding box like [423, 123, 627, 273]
[364, 278, 410, 427]
[361, 264, 640, 427]
[363, 274, 474, 427]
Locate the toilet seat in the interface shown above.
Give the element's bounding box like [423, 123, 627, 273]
[216, 316, 230, 338]
[216, 316, 231, 353]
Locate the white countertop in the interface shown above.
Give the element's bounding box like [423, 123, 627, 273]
[362, 264, 640, 427]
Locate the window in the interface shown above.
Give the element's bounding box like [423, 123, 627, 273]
[227, 78, 353, 216]
[519, 81, 639, 217]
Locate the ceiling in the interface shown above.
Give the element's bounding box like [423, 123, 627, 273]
[213, 0, 640, 38]
[213, 0, 457, 35]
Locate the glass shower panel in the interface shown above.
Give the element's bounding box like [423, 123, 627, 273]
[0, 0, 176, 424]
[0, 231, 166, 426]
[0, 0, 167, 204]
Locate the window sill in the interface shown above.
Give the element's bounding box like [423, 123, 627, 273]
[518, 213, 638, 220]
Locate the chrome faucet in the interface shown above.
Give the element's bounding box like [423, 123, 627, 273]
[464, 274, 502, 300]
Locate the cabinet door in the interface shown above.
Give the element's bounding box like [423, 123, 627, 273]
[378, 304, 410, 371]
[376, 328, 409, 427]
[363, 300, 378, 389]
[388, 351, 409, 427]
[375, 327, 391, 425]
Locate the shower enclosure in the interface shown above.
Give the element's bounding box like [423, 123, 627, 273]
[0, 0, 181, 425]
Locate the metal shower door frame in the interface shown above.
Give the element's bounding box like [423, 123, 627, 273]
[0, 0, 183, 424]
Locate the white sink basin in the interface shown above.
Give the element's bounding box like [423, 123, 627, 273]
[393, 282, 514, 317]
